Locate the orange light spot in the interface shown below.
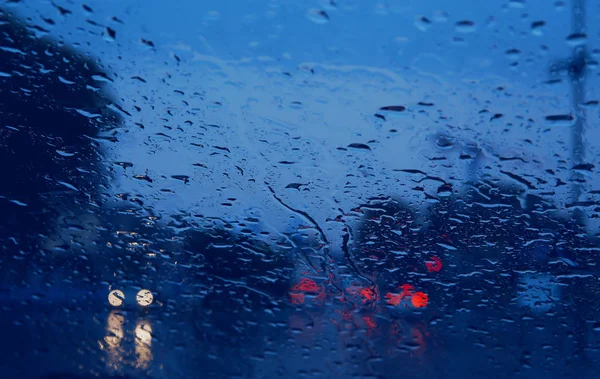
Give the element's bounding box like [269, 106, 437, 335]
[411, 292, 428, 308]
[426, 256, 443, 272]
[290, 293, 305, 304]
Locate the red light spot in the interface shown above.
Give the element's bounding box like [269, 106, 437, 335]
[290, 293, 305, 304]
[426, 256, 443, 273]
[411, 326, 427, 355]
[363, 316, 376, 329]
[292, 278, 321, 293]
[346, 286, 377, 303]
[316, 290, 327, 302]
[399, 283, 414, 298]
[386, 284, 416, 306]
[336, 310, 352, 321]
[359, 288, 376, 302]
[411, 292, 428, 308]
[385, 292, 403, 306]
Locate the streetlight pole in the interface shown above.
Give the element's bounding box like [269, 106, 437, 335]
[564, 0, 587, 221]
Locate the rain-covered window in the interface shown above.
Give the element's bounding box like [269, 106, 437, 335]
[1, 0, 600, 378]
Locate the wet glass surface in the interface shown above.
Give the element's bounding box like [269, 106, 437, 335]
[1, 0, 600, 378]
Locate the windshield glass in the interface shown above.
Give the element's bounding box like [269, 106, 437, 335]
[1, 1, 599, 378]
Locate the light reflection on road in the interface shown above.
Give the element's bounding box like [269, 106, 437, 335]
[102, 310, 153, 372]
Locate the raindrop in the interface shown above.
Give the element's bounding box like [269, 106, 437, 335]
[91, 73, 114, 83]
[56, 149, 76, 157]
[437, 183, 452, 197]
[572, 163, 594, 172]
[307, 9, 329, 24]
[347, 143, 371, 150]
[531, 20, 545, 36]
[545, 114, 575, 126]
[104, 26, 116, 41]
[213, 145, 230, 153]
[505, 49, 521, 60]
[113, 161, 133, 169]
[566, 33, 587, 46]
[415, 16, 432, 31]
[57, 181, 79, 191]
[289, 101, 303, 109]
[133, 174, 153, 183]
[74, 109, 102, 118]
[171, 175, 190, 183]
[53, 4, 72, 15]
[58, 76, 75, 85]
[108, 290, 124, 307]
[435, 134, 454, 149]
[455, 20, 476, 33]
[379, 105, 405, 112]
[285, 183, 308, 190]
[136, 289, 154, 307]
[141, 38, 155, 48]
[9, 200, 27, 207]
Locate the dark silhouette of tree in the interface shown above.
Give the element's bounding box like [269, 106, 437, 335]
[0, 8, 121, 287]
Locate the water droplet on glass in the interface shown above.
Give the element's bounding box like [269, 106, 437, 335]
[505, 48, 521, 60]
[566, 33, 587, 46]
[545, 114, 575, 126]
[455, 20, 476, 33]
[136, 289, 154, 307]
[108, 290, 125, 307]
[531, 20, 545, 36]
[415, 16, 432, 31]
[307, 9, 329, 24]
